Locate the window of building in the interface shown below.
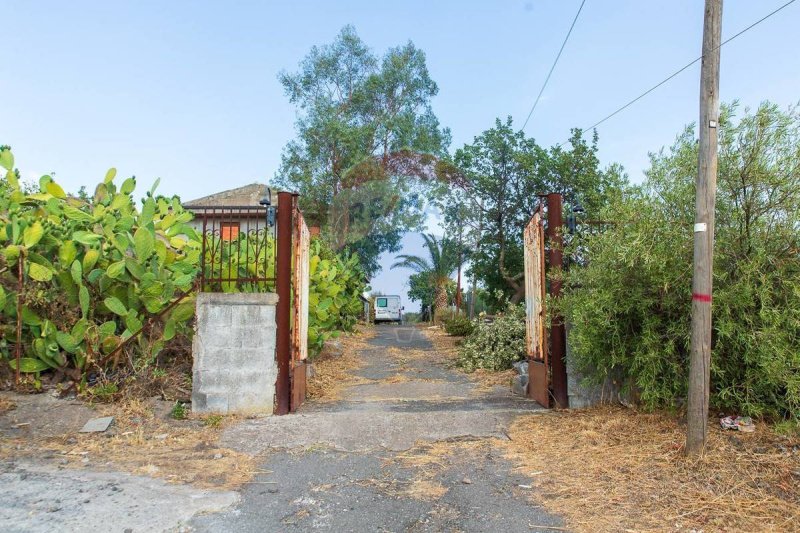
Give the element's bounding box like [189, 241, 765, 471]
[220, 222, 240, 241]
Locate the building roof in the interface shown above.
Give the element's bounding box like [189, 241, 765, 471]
[183, 183, 278, 207]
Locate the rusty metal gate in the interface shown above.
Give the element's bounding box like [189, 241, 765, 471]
[274, 192, 310, 415]
[290, 199, 310, 412]
[523, 208, 548, 408]
[523, 193, 570, 409]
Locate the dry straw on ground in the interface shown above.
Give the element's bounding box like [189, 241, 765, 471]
[0, 396, 16, 414]
[386, 438, 500, 501]
[503, 407, 800, 532]
[420, 326, 515, 392]
[420, 326, 459, 359]
[306, 326, 376, 402]
[0, 397, 259, 489]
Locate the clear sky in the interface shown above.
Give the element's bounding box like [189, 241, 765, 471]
[4, 1, 799, 310]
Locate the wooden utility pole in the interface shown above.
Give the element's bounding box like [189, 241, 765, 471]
[687, 0, 722, 456]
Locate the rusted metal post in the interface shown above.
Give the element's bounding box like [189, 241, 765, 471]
[547, 193, 568, 409]
[275, 192, 293, 415]
[200, 213, 208, 290]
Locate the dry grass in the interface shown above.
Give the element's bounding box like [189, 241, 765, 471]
[0, 396, 16, 414]
[420, 326, 516, 393]
[502, 407, 800, 532]
[384, 344, 452, 373]
[306, 327, 376, 402]
[419, 326, 460, 361]
[402, 479, 449, 500]
[0, 398, 259, 489]
[385, 438, 499, 502]
[470, 368, 516, 392]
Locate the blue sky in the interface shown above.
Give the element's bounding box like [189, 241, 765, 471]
[3, 1, 799, 310]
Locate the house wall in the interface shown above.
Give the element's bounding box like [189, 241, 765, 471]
[192, 292, 279, 414]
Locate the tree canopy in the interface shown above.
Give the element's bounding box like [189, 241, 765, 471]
[435, 117, 627, 306]
[392, 233, 463, 320]
[276, 25, 451, 277]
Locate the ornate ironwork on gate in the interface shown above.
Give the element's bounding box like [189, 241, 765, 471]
[184, 204, 277, 293]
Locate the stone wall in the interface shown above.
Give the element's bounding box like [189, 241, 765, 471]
[192, 292, 279, 415]
[565, 321, 621, 408]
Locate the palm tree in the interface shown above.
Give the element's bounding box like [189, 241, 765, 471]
[391, 233, 463, 322]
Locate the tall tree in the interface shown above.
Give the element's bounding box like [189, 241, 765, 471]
[276, 26, 450, 277]
[391, 233, 462, 322]
[436, 118, 627, 305]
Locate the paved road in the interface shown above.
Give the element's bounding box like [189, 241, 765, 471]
[192, 325, 562, 532]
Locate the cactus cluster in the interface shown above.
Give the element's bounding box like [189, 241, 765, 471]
[0, 148, 200, 382]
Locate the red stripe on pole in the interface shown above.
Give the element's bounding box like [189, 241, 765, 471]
[692, 293, 712, 303]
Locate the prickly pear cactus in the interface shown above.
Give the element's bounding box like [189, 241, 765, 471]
[0, 147, 200, 380]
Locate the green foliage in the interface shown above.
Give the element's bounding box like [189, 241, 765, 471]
[401, 311, 421, 324]
[307, 238, 367, 356]
[200, 231, 276, 293]
[561, 102, 800, 421]
[435, 117, 627, 306]
[458, 304, 526, 371]
[442, 314, 475, 337]
[203, 414, 224, 428]
[276, 26, 450, 277]
[170, 401, 187, 420]
[392, 233, 464, 321]
[86, 381, 119, 402]
[0, 147, 200, 379]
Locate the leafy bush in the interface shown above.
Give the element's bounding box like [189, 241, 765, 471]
[443, 314, 475, 336]
[0, 146, 368, 381]
[202, 231, 275, 293]
[458, 304, 526, 371]
[0, 148, 200, 381]
[561, 102, 800, 420]
[307, 238, 367, 356]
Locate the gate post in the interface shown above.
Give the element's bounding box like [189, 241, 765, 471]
[275, 191, 293, 415]
[547, 193, 569, 409]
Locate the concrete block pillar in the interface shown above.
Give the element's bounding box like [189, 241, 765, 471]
[192, 292, 279, 415]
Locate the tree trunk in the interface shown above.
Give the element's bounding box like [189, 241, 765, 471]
[433, 283, 449, 324]
[509, 283, 526, 305]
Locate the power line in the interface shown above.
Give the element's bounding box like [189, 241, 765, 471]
[558, 0, 797, 147]
[521, 0, 587, 131]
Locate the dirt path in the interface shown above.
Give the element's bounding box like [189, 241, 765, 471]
[0, 325, 557, 532]
[192, 325, 559, 532]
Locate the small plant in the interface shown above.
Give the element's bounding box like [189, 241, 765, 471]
[203, 414, 224, 428]
[443, 314, 475, 337]
[170, 401, 187, 420]
[87, 381, 119, 402]
[151, 368, 167, 379]
[773, 420, 800, 437]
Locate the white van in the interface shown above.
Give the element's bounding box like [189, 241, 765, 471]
[374, 295, 403, 323]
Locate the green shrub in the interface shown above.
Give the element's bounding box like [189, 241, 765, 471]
[0, 147, 199, 381]
[561, 102, 800, 421]
[443, 314, 475, 336]
[170, 401, 187, 420]
[307, 238, 367, 357]
[458, 304, 526, 371]
[0, 146, 368, 379]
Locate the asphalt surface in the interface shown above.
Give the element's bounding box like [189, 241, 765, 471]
[192, 325, 562, 532]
